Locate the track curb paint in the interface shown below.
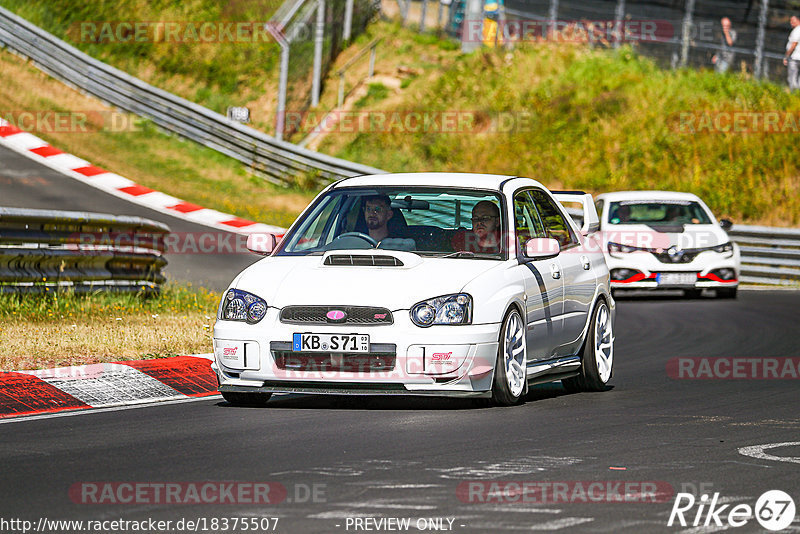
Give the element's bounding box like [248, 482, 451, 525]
[0, 119, 284, 235]
[0, 354, 218, 419]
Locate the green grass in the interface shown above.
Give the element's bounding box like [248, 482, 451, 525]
[0, 0, 282, 114]
[0, 284, 220, 369]
[331, 43, 800, 226]
[0, 283, 218, 322]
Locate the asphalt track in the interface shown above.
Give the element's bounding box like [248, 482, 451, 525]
[0, 144, 257, 291]
[1, 292, 799, 532]
[2, 144, 800, 533]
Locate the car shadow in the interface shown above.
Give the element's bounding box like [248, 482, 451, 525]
[216, 381, 611, 410]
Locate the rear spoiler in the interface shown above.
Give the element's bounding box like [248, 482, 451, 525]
[551, 190, 600, 235]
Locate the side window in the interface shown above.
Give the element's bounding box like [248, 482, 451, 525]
[529, 189, 579, 248]
[290, 196, 341, 251]
[513, 191, 546, 255]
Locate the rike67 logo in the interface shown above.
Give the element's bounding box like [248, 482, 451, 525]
[668, 490, 796, 531]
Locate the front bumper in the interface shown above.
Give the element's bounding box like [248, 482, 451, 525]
[606, 250, 739, 290]
[213, 309, 501, 396]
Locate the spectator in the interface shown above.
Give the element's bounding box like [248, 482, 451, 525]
[785, 16, 800, 90]
[712, 17, 736, 73]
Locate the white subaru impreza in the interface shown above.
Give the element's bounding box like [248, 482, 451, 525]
[213, 173, 615, 406]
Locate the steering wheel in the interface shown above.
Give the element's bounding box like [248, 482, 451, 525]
[334, 232, 378, 247]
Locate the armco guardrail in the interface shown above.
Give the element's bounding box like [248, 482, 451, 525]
[0, 7, 385, 185]
[0, 207, 169, 293]
[729, 224, 800, 286]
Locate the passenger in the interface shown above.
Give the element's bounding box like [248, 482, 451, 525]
[452, 200, 502, 253]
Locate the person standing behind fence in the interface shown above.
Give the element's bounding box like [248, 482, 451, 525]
[712, 17, 736, 73]
[784, 16, 800, 90]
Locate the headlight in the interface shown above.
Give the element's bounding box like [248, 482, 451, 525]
[608, 242, 640, 254]
[711, 242, 734, 253]
[218, 289, 268, 324]
[410, 293, 472, 327]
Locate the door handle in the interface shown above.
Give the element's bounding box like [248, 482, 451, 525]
[581, 255, 591, 270]
[550, 263, 561, 279]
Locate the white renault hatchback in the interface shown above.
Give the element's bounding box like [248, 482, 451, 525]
[594, 191, 740, 298]
[213, 173, 615, 406]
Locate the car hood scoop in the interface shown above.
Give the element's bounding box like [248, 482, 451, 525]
[324, 254, 404, 266]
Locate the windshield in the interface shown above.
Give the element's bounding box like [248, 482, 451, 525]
[607, 200, 712, 225]
[277, 187, 506, 259]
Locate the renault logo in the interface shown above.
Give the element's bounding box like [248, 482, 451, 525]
[667, 246, 684, 262]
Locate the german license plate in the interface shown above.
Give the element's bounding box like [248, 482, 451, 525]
[657, 272, 696, 286]
[293, 333, 369, 353]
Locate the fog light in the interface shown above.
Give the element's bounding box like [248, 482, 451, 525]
[711, 268, 735, 280]
[610, 268, 639, 281]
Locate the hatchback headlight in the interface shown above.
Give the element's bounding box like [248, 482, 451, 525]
[410, 293, 472, 327]
[711, 242, 734, 254]
[608, 242, 641, 254]
[218, 289, 268, 324]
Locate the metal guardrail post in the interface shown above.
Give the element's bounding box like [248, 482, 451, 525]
[754, 0, 769, 79]
[312, 0, 325, 107]
[343, 0, 354, 40]
[338, 72, 346, 107]
[679, 0, 695, 67]
[369, 43, 377, 77]
[613, 0, 625, 49]
[420, 0, 429, 32]
[548, 0, 559, 40]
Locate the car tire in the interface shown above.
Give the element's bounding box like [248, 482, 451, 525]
[561, 299, 614, 393]
[491, 308, 527, 406]
[222, 391, 272, 406]
[716, 287, 737, 299]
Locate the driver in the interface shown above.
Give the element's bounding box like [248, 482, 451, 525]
[363, 194, 394, 243]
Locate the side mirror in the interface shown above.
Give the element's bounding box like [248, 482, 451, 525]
[719, 219, 733, 231]
[524, 238, 560, 260]
[246, 233, 277, 255]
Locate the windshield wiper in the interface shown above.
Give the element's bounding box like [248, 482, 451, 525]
[442, 251, 476, 258]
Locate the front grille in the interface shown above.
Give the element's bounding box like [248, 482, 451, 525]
[324, 254, 403, 266]
[280, 306, 393, 325]
[273, 352, 396, 373]
[650, 250, 701, 264]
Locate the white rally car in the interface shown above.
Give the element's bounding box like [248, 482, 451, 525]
[213, 173, 615, 406]
[594, 191, 740, 298]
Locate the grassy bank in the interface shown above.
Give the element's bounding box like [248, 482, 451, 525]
[0, 49, 315, 227]
[0, 284, 219, 370]
[0, 0, 282, 121]
[323, 37, 800, 226]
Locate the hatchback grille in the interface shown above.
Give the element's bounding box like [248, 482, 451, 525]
[650, 250, 701, 264]
[280, 305, 393, 325]
[324, 254, 404, 266]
